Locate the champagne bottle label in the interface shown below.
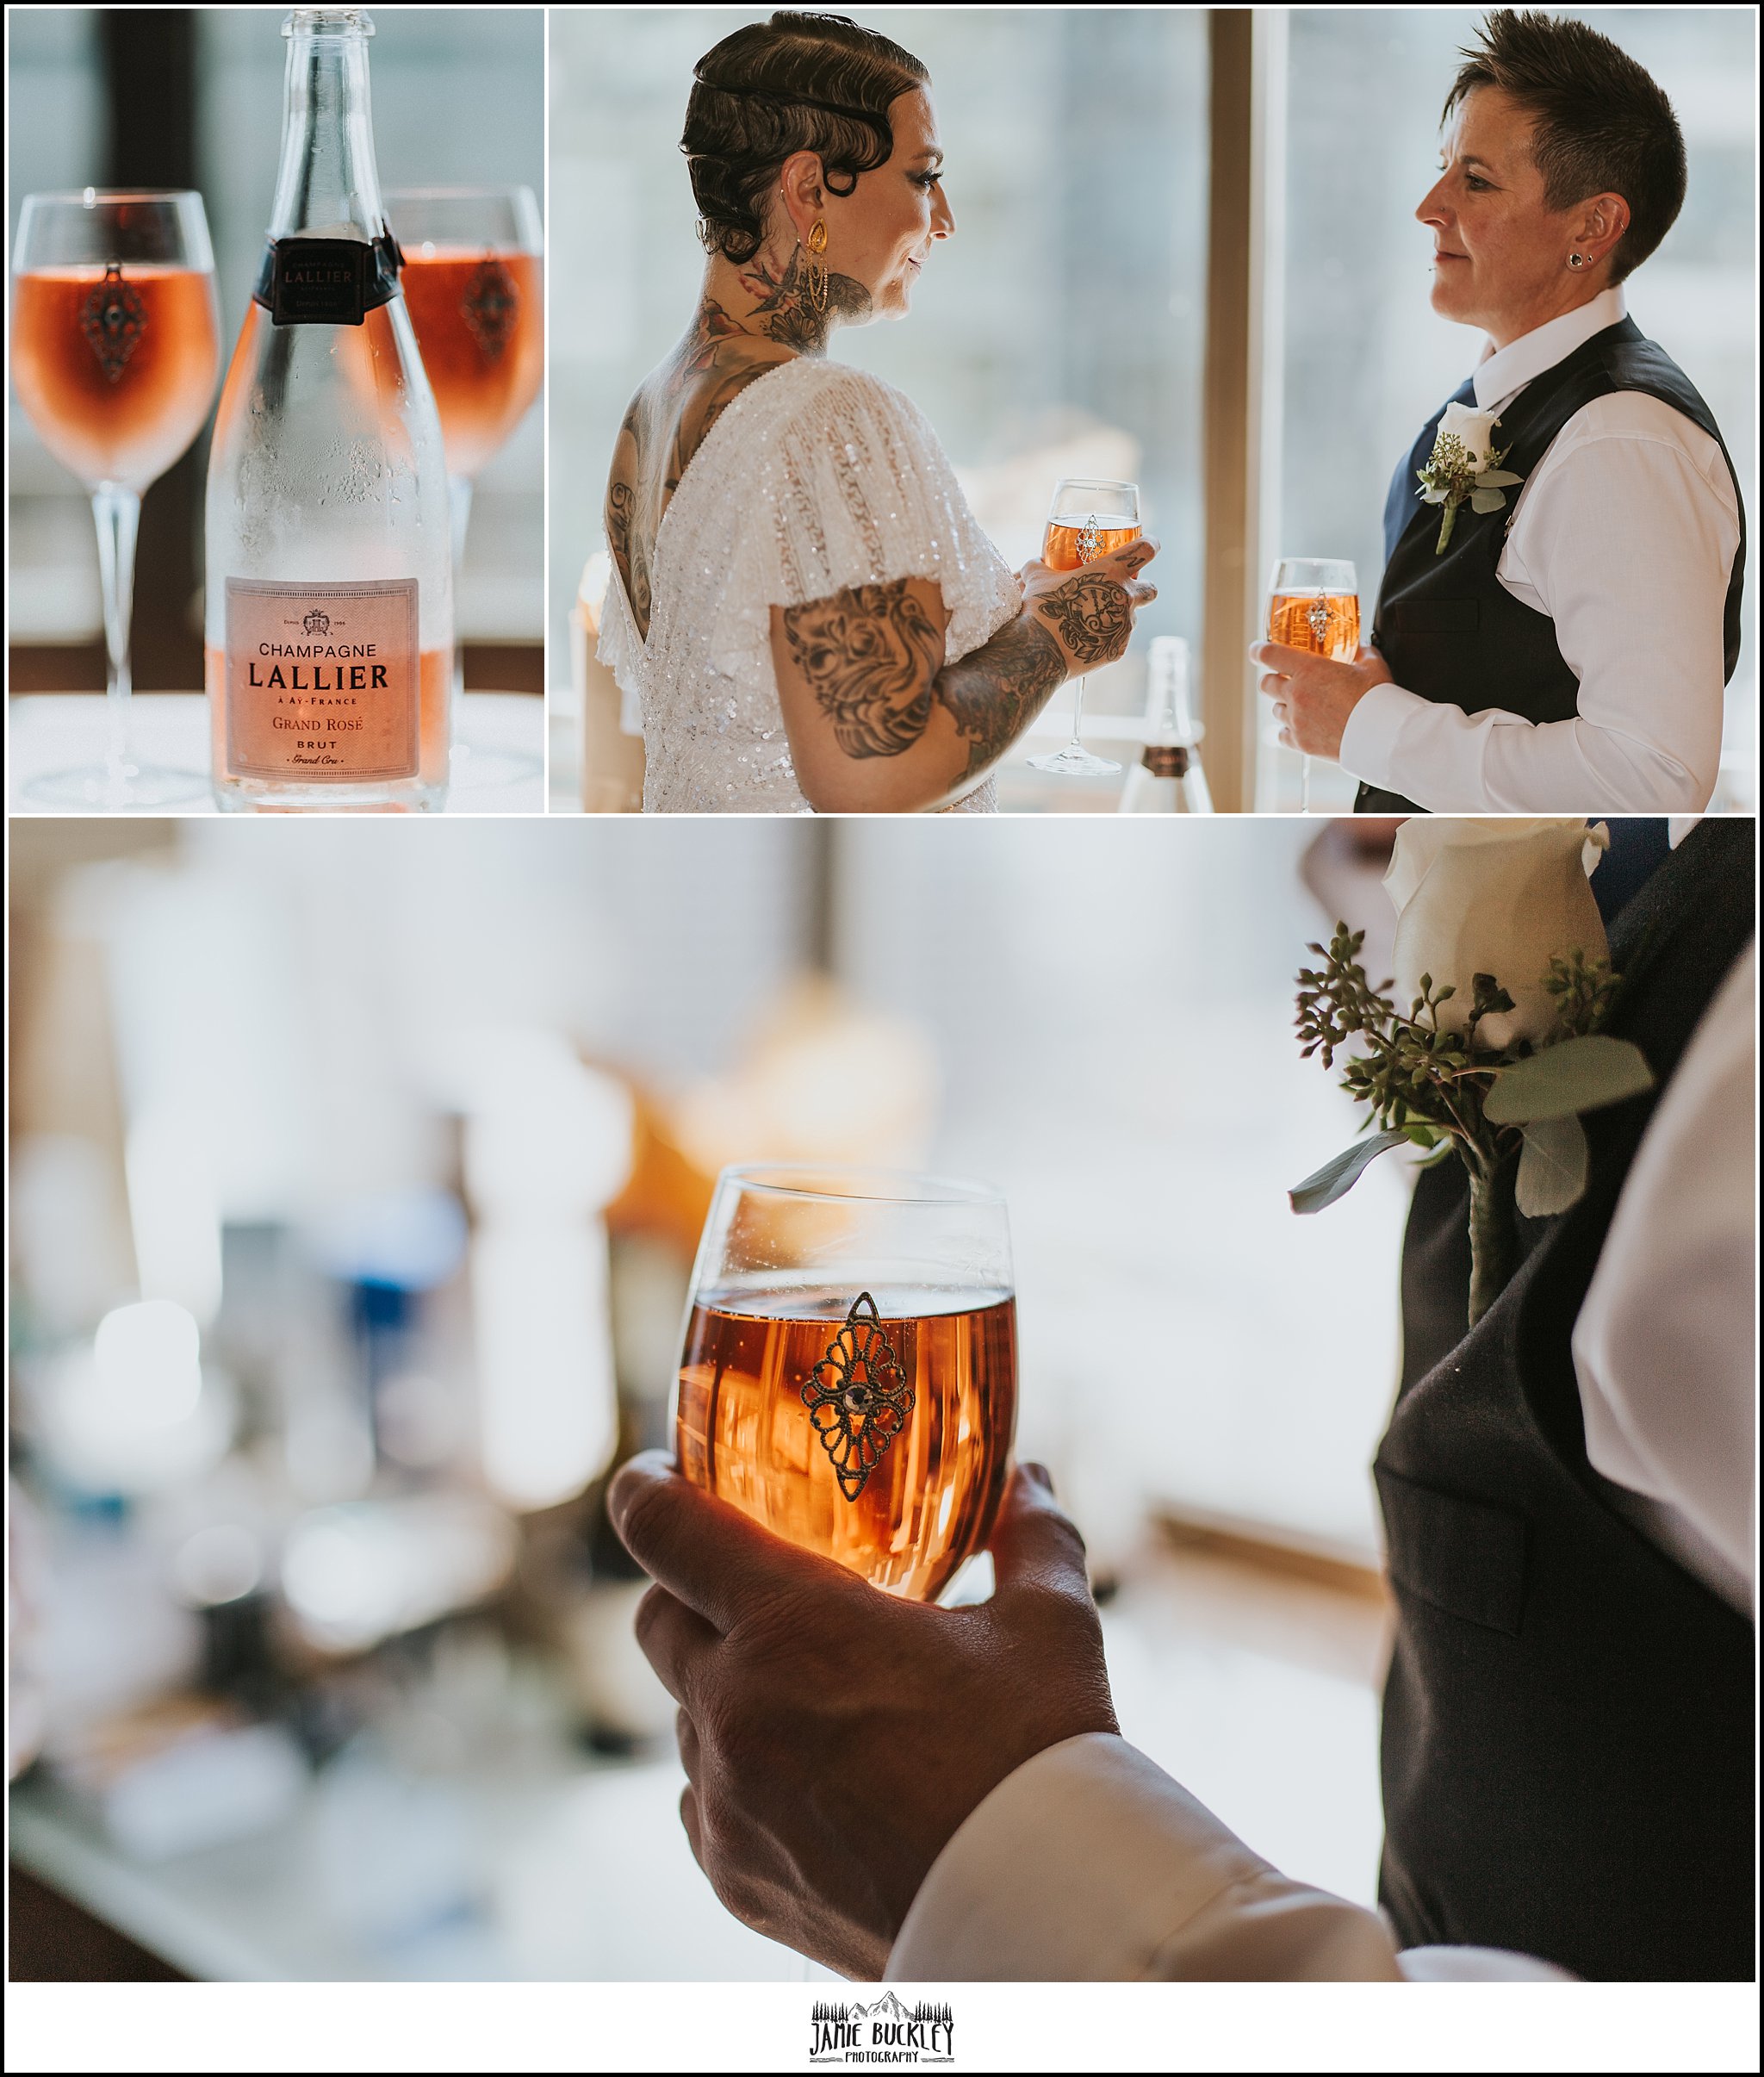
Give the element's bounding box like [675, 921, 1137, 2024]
[224, 577, 419, 781]
[253, 233, 403, 326]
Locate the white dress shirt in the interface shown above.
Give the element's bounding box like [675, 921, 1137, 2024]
[1339, 288, 1741, 814]
[888, 922, 1755, 1983]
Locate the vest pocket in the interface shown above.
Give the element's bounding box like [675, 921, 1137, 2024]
[1375, 1464, 1528, 1637]
[1384, 600, 1481, 635]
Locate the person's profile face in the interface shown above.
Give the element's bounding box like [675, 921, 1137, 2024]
[822, 87, 954, 322]
[1413, 86, 1581, 342]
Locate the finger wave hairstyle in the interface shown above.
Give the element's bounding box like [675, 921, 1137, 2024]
[1445, 9, 1686, 281]
[682, 11, 929, 264]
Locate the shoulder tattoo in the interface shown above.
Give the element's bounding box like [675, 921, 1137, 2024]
[780, 579, 944, 758]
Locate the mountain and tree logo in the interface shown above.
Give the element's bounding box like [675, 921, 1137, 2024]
[811, 1991, 955, 2064]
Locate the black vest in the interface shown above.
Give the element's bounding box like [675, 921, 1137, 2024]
[1376, 818, 1755, 1981]
[1358, 319, 1747, 814]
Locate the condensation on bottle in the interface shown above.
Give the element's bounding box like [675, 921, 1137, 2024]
[1118, 636, 1213, 813]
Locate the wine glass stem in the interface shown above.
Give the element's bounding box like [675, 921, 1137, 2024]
[1068, 675, 1087, 751]
[449, 472, 474, 708]
[1299, 753, 1313, 814]
[91, 482, 141, 782]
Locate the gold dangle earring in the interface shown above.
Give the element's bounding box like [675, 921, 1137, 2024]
[804, 218, 829, 315]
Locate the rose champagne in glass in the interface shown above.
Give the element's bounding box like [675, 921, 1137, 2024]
[677, 1166, 1016, 1601]
[1267, 557, 1358, 812]
[1028, 476, 1141, 779]
[10, 190, 220, 808]
[386, 186, 543, 786]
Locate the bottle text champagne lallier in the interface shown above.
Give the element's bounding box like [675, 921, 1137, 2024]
[204, 7, 452, 811]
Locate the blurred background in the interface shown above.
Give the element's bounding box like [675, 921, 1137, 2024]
[10, 814, 1412, 1979]
[6, 6, 544, 700]
[551, 6, 1756, 813]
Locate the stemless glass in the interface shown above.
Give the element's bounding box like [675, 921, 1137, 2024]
[9, 190, 220, 808]
[1267, 557, 1359, 814]
[384, 186, 543, 787]
[1028, 476, 1141, 779]
[676, 1166, 1017, 1602]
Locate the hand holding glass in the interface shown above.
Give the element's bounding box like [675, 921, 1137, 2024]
[1267, 557, 1359, 812]
[1028, 476, 1141, 778]
[676, 1166, 1016, 1601]
[10, 190, 220, 807]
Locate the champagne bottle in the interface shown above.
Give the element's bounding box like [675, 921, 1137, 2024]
[205, 8, 451, 812]
[1118, 636, 1213, 814]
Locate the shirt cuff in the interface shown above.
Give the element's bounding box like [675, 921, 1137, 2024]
[1397, 1947, 1575, 1981]
[1339, 681, 1429, 798]
[883, 1732, 1403, 1982]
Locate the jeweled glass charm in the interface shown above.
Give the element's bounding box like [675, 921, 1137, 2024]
[801, 1291, 916, 1502]
[81, 264, 147, 382]
[462, 254, 518, 361]
[678, 1166, 1016, 1597]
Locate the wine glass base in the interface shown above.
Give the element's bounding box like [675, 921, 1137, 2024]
[450, 739, 543, 789]
[1026, 745, 1122, 777]
[19, 762, 211, 812]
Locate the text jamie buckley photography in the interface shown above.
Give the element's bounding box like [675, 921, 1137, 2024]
[810, 1993, 955, 2064]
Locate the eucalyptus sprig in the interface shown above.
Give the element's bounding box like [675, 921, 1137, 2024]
[1291, 925, 1653, 1325]
[1417, 430, 1524, 554]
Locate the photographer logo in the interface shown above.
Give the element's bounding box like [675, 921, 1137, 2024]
[810, 1992, 955, 2065]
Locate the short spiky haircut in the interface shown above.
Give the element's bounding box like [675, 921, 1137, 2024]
[1444, 9, 1686, 281]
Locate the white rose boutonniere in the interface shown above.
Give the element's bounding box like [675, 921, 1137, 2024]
[1417, 401, 1525, 554]
[1290, 819, 1657, 1327]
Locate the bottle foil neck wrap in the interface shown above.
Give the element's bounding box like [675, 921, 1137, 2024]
[253, 230, 403, 326]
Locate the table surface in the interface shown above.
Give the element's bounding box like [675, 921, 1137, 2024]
[9, 693, 545, 818]
[9, 1544, 1387, 1981]
[546, 696, 1221, 816]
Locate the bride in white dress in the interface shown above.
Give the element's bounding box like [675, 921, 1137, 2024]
[599, 12, 1158, 815]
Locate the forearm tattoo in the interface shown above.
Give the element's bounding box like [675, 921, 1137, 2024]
[937, 614, 1067, 780]
[1032, 573, 1133, 667]
[780, 579, 943, 757]
[781, 576, 1068, 789]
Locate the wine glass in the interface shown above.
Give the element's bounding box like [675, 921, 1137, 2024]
[676, 1166, 1017, 1602]
[1267, 557, 1359, 814]
[384, 186, 543, 787]
[1027, 476, 1141, 778]
[9, 190, 220, 809]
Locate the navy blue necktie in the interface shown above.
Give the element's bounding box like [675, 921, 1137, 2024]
[1592, 818, 1673, 924]
[1384, 376, 1478, 569]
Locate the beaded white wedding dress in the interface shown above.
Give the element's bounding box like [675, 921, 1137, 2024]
[598, 357, 1022, 813]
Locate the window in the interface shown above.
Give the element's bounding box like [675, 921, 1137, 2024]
[7, 12, 105, 650]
